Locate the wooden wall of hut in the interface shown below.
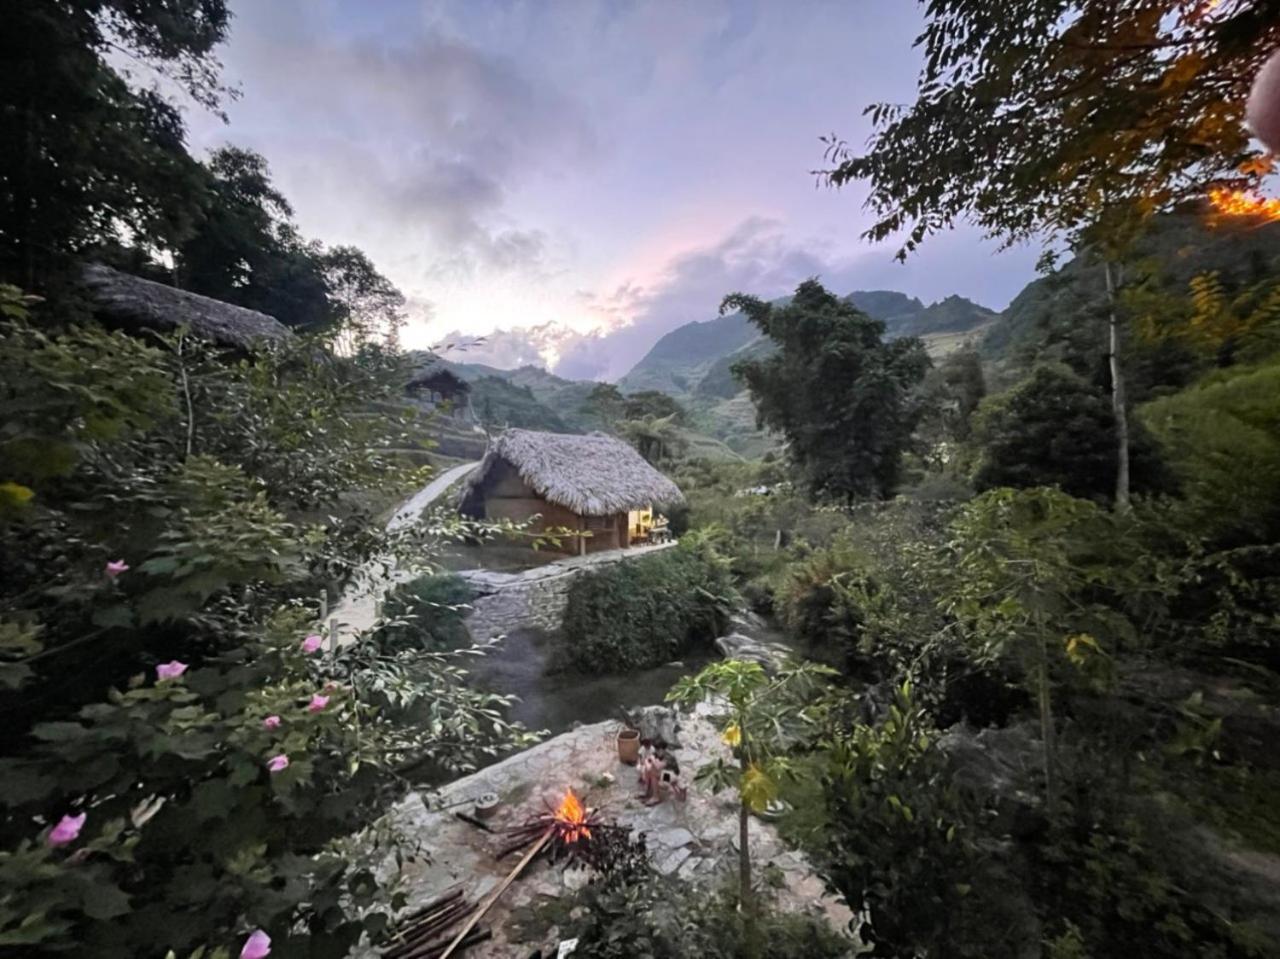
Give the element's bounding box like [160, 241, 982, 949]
[478, 461, 628, 554]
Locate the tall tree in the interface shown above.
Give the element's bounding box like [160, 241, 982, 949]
[178, 147, 332, 330]
[0, 1, 231, 289]
[727, 279, 931, 502]
[820, 0, 1280, 510]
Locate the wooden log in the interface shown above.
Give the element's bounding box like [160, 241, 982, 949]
[384, 904, 475, 958]
[440, 830, 552, 959]
[417, 928, 491, 959]
[454, 811, 494, 833]
[395, 887, 464, 927]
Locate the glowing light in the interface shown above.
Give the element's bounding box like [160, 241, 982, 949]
[1207, 187, 1280, 223]
[552, 788, 592, 844]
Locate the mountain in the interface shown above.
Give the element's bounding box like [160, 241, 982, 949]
[617, 309, 759, 396]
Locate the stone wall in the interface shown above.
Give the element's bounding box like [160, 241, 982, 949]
[458, 541, 677, 642]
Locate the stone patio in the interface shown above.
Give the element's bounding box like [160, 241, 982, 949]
[372, 703, 856, 956]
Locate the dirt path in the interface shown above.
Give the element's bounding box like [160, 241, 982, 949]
[327, 460, 480, 644]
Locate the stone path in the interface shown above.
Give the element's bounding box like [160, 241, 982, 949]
[327, 461, 479, 644]
[372, 706, 856, 956]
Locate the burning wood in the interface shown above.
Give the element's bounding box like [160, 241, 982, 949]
[498, 787, 616, 865]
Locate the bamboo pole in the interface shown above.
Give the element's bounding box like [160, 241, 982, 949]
[439, 829, 552, 959]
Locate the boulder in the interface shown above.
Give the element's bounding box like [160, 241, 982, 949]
[714, 632, 791, 674]
[620, 705, 682, 748]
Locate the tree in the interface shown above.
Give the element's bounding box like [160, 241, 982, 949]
[580, 382, 626, 429]
[971, 363, 1170, 501]
[0, 1, 231, 289]
[321, 245, 407, 351]
[667, 659, 834, 938]
[820, 0, 1280, 510]
[726, 279, 931, 502]
[623, 390, 686, 423]
[179, 147, 333, 330]
[617, 413, 684, 464]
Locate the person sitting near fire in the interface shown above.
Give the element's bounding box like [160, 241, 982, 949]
[636, 737, 687, 805]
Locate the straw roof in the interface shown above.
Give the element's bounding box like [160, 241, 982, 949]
[81, 263, 292, 349]
[405, 351, 469, 393]
[464, 428, 685, 516]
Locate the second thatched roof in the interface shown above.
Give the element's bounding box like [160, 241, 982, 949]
[464, 428, 685, 516]
[81, 263, 292, 349]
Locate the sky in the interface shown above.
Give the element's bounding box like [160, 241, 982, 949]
[183, 0, 1040, 381]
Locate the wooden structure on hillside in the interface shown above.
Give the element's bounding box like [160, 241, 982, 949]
[406, 353, 474, 422]
[459, 429, 684, 554]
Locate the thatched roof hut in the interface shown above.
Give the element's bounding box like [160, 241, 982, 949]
[460, 428, 684, 554]
[80, 263, 292, 349]
[405, 351, 469, 398]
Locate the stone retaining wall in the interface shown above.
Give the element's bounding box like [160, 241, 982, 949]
[458, 541, 677, 641]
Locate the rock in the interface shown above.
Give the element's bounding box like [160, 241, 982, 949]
[714, 632, 790, 674]
[656, 845, 693, 875]
[653, 826, 694, 849]
[561, 867, 592, 892]
[938, 722, 1043, 836]
[728, 610, 767, 636]
[620, 705, 682, 747]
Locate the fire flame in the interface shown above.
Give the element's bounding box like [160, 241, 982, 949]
[1207, 187, 1280, 223]
[553, 788, 592, 844]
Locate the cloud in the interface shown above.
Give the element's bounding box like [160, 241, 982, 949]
[549, 218, 1040, 381]
[197, 2, 595, 287]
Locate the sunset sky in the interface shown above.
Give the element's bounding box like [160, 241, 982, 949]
[184, 0, 1040, 380]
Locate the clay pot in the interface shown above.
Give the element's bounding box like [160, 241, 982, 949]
[617, 728, 641, 765]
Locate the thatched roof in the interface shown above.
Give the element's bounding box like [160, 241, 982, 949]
[464, 428, 684, 516]
[81, 263, 292, 349]
[405, 352, 468, 394]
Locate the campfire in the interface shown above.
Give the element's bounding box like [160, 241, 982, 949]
[498, 787, 611, 864]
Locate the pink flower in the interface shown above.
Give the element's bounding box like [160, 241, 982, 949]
[105, 559, 129, 578]
[240, 929, 272, 959]
[267, 754, 289, 773]
[262, 715, 281, 730]
[48, 812, 86, 847]
[155, 660, 188, 681]
[301, 634, 323, 654]
[307, 694, 329, 713]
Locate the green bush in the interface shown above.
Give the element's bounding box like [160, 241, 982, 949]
[558, 541, 736, 672]
[380, 573, 474, 651]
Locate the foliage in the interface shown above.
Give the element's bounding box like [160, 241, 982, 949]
[811, 683, 1018, 958]
[1140, 354, 1280, 541]
[970, 363, 1171, 501]
[472, 375, 568, 432]
[668, 659, 835, 923]
[616, 413, 685, 464]
[623, 390, 686, 423]
[820, 1, 1278, 259]
[0, 297, 529, 956]
[0, 1, 230, 288]
[558, 543, 737, 673]
[549, 870, 851, 959]
[726, 279, 931, 501]
[379, 574, 474, 652]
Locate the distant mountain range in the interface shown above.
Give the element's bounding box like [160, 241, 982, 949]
[431, 287, 997, 459]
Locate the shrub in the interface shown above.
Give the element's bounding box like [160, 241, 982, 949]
[380, 573, 474, 651]
[558, 542, 736, 672]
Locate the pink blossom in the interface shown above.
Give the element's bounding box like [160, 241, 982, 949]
[48, 812, 86, 847]
[266, 754, 289, 773]
[155, 660, 188, 681]
[307, 694, 329, 713]
[240, 929, 272, 959]
[105, 559, 129, 578]
[301, 634, 323, 654]
[262, 715, 281, 730]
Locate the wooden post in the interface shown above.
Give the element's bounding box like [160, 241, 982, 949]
[578, 516, 587, 556]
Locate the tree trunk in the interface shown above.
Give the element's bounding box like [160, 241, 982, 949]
[737, 729, 757, 953]
[1103, 260, 1131, 512]
[1037, 634, 1057, 817]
